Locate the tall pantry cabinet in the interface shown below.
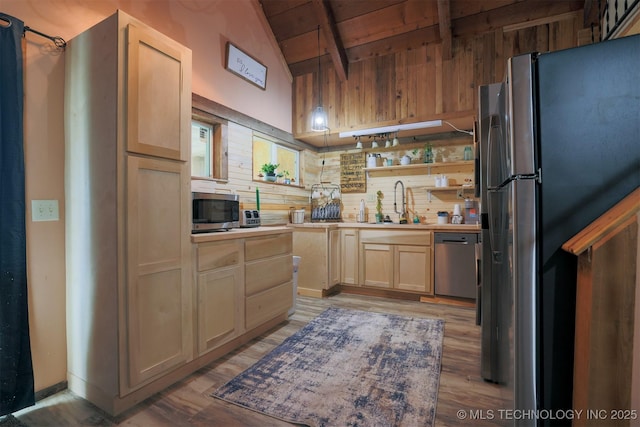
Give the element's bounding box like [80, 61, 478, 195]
[64, 10, 192, 415]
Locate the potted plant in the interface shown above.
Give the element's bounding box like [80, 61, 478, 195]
[260, 163, 279, 182]
[375, 190, 384, 223]
[282, 170, 291, 184]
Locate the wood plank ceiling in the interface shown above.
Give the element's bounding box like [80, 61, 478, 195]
[255, 0, 593, 147]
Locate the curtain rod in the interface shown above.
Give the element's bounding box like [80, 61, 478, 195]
[23, 26, 66, 50]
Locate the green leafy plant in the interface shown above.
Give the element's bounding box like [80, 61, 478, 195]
[260, 163, 279, 175]
[375, 190, 384, 223]
[376, 191, 383, 215]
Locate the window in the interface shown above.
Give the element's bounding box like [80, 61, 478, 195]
[191, 111, 228, 181]
[253, 133, 299, 183]
[191, 120, 212, 177]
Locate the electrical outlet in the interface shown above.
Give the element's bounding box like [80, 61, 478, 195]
[32, 200, 59, 222]
[366, 194, 375, 203]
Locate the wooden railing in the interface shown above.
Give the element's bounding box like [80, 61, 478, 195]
[602, 0, 640, 40]
[562, 187, 640, 426]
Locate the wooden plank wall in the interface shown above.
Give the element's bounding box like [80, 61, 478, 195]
[214, 122, 315, 225]
[294, 13, 581, 136]
[214, 12, 582, 225]
[319, 138, 475, 224]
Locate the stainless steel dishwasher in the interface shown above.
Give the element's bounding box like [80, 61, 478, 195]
[434, 232, 479, 299]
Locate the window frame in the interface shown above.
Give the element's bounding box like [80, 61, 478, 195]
[191, 108, 229, 182]
[252, 132, 300, 184]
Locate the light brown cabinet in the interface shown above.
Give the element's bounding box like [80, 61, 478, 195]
[125, 156, 192, 387]
[192, 230, 293, 359]
[245, 233, 294, 330]
[340, 228, 359, 285]
[361, 243, 393, 288]
[65, 10, 192, 415]
[126, 23, 190, 161]
[292, 226, 340, 297]
[394, 244, 433, 293]
[195, 240, 244, 356]
[359, 230, 433, 294]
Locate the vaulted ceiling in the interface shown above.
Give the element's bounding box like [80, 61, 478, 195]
[258, 0, 590, 79]
[253, 0, 596, 147]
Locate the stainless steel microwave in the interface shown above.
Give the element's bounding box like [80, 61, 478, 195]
[192, 192, 240, 232]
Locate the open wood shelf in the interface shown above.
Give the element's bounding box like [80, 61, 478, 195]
[363, 160, 473, 174]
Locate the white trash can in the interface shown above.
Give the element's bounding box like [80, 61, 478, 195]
[289, 256, 301, 316]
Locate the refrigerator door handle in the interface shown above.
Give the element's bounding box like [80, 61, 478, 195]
[475, 242, 481, 325]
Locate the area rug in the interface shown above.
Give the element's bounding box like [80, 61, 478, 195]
[212, 307, 445, 427]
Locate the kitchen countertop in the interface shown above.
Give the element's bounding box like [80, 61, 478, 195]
[191, 226, 292, 243]
[287, 222, 480, 232]
[191, 222, 479, 243]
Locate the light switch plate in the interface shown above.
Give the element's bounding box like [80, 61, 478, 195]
[32, 200, 59, 222]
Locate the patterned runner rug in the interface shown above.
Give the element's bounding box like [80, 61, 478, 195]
[212, 307, 445, 427]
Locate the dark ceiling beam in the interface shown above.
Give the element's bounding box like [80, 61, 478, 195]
[437, 0, 452, 60]
[452, 0, 584, 37]
[311, 0, 349, 82]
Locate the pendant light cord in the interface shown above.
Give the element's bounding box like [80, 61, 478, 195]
[317, 25, 322, 106]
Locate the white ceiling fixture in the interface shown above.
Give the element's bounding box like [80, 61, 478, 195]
[338, 120, 443, 138]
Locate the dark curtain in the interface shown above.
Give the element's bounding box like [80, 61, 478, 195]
[0, 12, 35, 416]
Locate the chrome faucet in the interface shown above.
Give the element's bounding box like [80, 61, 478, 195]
[394, 180, 407, 224]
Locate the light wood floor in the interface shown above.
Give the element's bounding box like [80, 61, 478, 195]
[13, 293, 510, 426]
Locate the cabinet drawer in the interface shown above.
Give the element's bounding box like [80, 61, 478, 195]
[245, 282, 293, 330]
[197, 240, 242, 272]
[359, 230, 432, 246]
[245, 233, 292, 261]
[245, 254, 292, 296]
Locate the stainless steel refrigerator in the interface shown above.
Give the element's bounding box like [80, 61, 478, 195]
[478, 34, 640, 426]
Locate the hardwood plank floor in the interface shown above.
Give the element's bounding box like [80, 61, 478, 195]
[12, 294, 510, 426]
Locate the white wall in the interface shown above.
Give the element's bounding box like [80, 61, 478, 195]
[0, 0, 293, 392]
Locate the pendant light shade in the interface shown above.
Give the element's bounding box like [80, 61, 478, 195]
[311, 106, 328, 132]
[311, 25, 328, 132]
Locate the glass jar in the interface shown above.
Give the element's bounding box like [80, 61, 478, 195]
[464, 146, 473, 161]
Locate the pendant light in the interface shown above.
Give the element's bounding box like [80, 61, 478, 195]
[311, 25, 328, 132]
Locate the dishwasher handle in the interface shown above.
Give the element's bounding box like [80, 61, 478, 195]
[440, 239, 470, 244]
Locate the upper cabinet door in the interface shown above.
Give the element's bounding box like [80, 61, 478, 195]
[126, 24, 191, 161]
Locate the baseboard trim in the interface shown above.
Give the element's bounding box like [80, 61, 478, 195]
[35, 381, 68, 402]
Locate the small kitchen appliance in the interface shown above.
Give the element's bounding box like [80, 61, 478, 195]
[240, 209, 260, 228]
[463, 199, 479, 225]
[192, 192, 239, 232]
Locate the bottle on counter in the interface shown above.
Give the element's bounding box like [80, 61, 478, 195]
[464, 146, 473, 161]
[424, 143, 433, 163]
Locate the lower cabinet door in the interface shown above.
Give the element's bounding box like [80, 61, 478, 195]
[197, 266, 243, 355]
[341, 229, 359, 285]
[394, 245, 433, 293]
[125, 155, 192, 391]
[361, 243, 393, 288]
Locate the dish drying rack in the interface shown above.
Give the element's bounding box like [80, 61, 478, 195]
[310, 183, 342, 222]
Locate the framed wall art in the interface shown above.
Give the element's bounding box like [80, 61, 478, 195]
[225, 42, 267, 90]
